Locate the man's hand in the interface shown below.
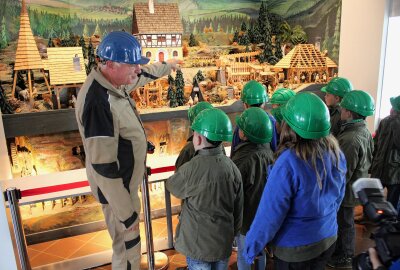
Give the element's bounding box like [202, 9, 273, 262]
[167, 59, 184, 71]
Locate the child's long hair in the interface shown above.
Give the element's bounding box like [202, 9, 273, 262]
[275, 121, 342, 189]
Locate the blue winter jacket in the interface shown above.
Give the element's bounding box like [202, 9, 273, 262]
[243, 149, 346, 264]
[231, 112, 278, 155]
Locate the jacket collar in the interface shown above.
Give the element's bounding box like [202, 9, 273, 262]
[340, 119, 366, 131]
[196, 146, 223, 156]
[329, 104, 341, 116]
[90, 68, 126, 99]
[235, 141, 270, 152]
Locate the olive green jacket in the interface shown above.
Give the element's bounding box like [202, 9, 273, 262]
[166, 147, 243, 261]
[337, 120, 373, 207]
[231, 141, 274, 235]
[175, 136, 195, 171]
[329, 105, 342, 137]
[370, 114, 400, 185]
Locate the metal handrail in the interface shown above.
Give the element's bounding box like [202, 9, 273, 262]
[3, 175, 176, 270]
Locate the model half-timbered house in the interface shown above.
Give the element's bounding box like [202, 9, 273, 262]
[132, 1, 183, 63]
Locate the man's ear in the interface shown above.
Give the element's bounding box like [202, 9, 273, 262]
[105, 60, 114, 69]
[196, 134, 202, 146]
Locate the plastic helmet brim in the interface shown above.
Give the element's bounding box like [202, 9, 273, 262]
[134, 57, 150, 65]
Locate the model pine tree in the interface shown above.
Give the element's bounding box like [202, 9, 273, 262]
[258, 1, 273, 63]
[175, 70, 185, 106]
[233, 30, 239, 43]
[167, 75, 175, 100]
[240, 21, 247, 32]
[86, 41, 96, 74]
[169, 90, 178, 108]
[239, 33, 250, 46]
[189, 33, 197, 47]
[193, 70, 204, 87]
[255, 1, 267, 44]
[79, 36, 87, 59]
[275, 36, 283, 59]
[290, 25, 308, 45]
[248, 23, 256, 44]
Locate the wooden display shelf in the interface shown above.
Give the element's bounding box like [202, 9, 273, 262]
[2, 101, 243, 138]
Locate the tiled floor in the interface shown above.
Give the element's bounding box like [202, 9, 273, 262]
[27, 212, 375, 270]
[27, 215, 179, 268]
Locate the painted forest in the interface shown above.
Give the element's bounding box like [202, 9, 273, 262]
[0, 0, 342, 63]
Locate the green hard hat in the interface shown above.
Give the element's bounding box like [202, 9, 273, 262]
[282, 92, 331, 139]
[321, 77, 353, 97]
[341, 90, 375, 117]
[390, 95, 400, 112]
[271, 107, 283, 123]
[191, 108, 233, 142]
[236, 107, 273, 144]
[187, 102, 213, 124]
[270, 88, 296, 105]
[241, 80, 268, 105]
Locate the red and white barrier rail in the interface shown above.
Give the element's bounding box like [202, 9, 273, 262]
[1, 154, 177, 205]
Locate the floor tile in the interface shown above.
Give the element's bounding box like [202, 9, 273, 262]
[44, 237, 86, 259]
[69, 242, 110, 259]
[30, 252, 64, 268]
[29, 239, 57, 252]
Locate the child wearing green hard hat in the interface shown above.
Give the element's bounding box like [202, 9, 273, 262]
[167, 108, 243, 269]
[231, 107, 274, 270]
[175, 101, 213, 170]
[243, 92, 346, 269]
[269, 88, 296, 135]
[328, 90, 375, 268]
[321, 77, 353, 137]
[231, 80, 278, 155]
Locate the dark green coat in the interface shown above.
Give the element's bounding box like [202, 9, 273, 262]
[166, 147, 243, 261]
[329, 105, 342, 137]
[175, 136, 195, 170]
[370, 114, 400, 185]
[337, 120, 373, 207]
[231, 142, 274, 235]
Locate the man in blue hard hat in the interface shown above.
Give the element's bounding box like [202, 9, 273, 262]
[75, 31, 182, 270]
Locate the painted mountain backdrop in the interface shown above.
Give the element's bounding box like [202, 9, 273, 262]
[0, 0, 341, 61]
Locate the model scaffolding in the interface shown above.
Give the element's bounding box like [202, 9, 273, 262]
[273, 44, 337, 83]
[11, 0, 51, 102]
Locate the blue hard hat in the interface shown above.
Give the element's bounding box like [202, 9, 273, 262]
[97, 31, 150, 65]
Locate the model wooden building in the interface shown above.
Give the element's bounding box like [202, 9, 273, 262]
[132, 1, 183, 63]
[273, 44, 337, 83]
[11, 0, 51, 101]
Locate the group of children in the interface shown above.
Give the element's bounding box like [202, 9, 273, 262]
[166, 78, 400, 270]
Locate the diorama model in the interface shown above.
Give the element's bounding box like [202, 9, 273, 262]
[0, 0, 342, 256]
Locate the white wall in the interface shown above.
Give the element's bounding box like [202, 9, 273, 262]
[339, 0, 390, 132]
